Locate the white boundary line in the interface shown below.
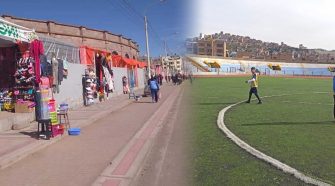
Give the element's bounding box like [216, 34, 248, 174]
[217, 93, 333, 186]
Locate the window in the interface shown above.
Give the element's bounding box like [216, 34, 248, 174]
[125, 54, 130, 58]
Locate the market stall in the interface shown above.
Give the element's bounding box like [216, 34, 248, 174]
[0, 18, 68, 137]
[80, 46, 115, 105]
[111, 54, 147, 91]
[0, 17, 36, 113]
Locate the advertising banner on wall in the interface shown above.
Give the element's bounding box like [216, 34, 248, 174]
[0, 18, 35, 42]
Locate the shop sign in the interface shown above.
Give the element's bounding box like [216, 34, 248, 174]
[0, 21, 34, 42]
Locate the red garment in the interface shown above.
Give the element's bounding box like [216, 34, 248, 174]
[30, 39, 44, 83]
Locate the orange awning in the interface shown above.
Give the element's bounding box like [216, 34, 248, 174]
[137, 61, 147, 68]
[112, 55, 123, 67]
[80, 46, 111, 65]
[123, 58, 139, 66]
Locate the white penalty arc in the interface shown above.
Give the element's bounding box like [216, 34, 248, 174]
[217, 93, 332, 186]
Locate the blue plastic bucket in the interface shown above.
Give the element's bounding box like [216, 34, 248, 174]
[68, 128, 81, 136]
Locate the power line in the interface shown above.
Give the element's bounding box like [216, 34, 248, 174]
[105, 0, 143, 29]
[106, 0, 168, 55]
[121, 0, 166, 53]
[121, 0, 144, 19]
[118, 0, 166, 48]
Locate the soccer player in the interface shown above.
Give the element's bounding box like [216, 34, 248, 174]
[246, 67, 262, 104]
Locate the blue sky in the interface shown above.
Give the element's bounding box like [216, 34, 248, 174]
[0, 0, 189, 57]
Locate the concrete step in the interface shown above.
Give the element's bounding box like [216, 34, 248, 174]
[0, 112, 35, 132]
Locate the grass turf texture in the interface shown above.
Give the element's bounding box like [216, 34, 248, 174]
[190, 76, 334, 186]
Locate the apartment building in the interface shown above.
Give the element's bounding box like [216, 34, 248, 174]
[161, 55, 183, 73]
[186, 35, 227, 57]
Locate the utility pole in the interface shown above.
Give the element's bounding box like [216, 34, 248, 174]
[144, 15, 151, 78]
[164, 40, 167, 57]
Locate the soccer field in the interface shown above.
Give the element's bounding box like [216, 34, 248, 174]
[190, 76, 335, 186]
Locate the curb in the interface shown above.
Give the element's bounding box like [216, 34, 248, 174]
[217, 95, 332, 186]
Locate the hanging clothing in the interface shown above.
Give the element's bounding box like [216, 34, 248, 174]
[102, 66, 113, 91]
[57, 59, 64, 83]
[40, 55, 52, 76]
[95, 56, 103, 92]
[52, 57, 59, 93]
[30, 39, 44, 83]
[62, 59, 69, 78]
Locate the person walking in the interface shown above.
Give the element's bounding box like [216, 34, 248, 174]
[148, 76, 160, 103]
[245, 67, 262, 104]
[188, 73, 193, 84]
[122, 76, 129, 94]
[159, 74, 163, 86]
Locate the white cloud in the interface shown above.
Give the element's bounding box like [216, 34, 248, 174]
[193, 0, 335, 50]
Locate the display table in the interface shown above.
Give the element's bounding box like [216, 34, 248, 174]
[57, 110, 70, 130]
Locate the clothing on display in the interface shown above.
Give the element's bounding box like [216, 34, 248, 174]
[30, 39, 44, 83]
[13, 55, 36, 113]
[63, 59, 69, 78]
[102, 66, 114, 92]
[40, 54, 52, 77]
[82, 70, 97, 106]
[51, 57, 59, 93]
[58, 58, 64, 83]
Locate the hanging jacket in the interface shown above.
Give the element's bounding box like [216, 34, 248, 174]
[57, 59, 64, 83]
[40, 54, 52, 76]
[30, 39, 44, 83]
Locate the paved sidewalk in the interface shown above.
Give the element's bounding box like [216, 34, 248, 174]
[0, 90, 139, 170]
[0, 85, 181, 186]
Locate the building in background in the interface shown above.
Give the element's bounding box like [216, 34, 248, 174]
[161, 55, 183, 75]
[186, 32, 335, 63]
[186, 33, 228, 57]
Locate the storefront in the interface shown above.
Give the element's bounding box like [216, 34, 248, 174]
[0, 18, 70, 137]
[0, 17, 36, 113]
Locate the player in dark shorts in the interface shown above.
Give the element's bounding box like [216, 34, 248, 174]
[246, 67, 262, 104]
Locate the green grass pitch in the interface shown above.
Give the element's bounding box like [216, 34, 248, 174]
[190, 76, 335, 186]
